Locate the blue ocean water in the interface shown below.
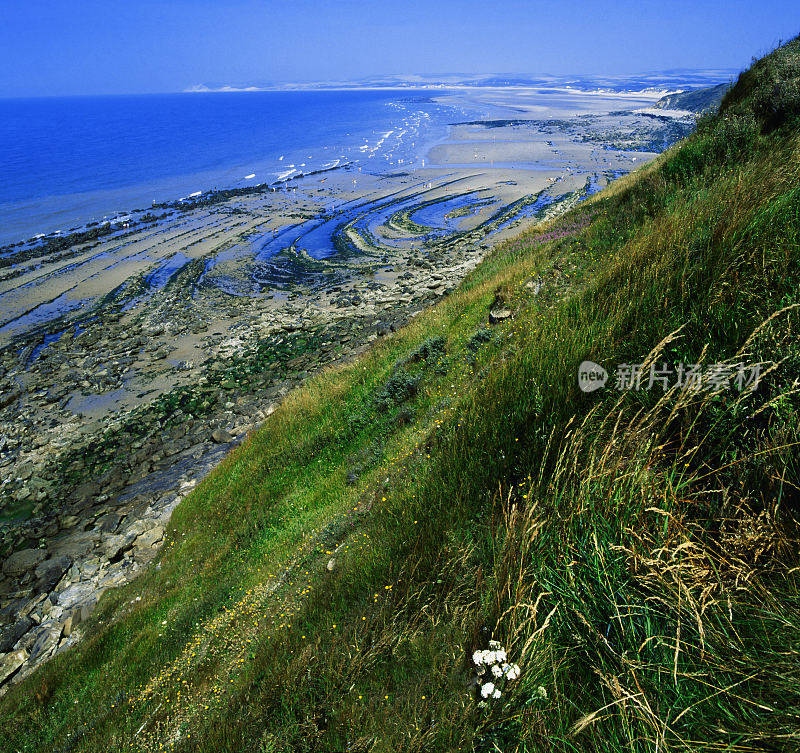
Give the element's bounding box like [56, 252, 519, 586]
[0, 90, 469, 245]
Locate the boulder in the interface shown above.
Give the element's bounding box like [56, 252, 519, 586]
[62, 607, 87, 638]
[526, 279, 543, 295]
[96, 512, 122, 533]
[72, 481, 100, 503]
[56, 581, 97, 609]
[28, 624, 60, 661]
[104, 531, 137, 561]
[61, 612, 76, 637]
[124, 519, 156, 538]
[488, 308, 512, 325]
[79, 601, 95, 624]
[34, 556, 72, 593]
[136, 526, 164, 549]
[0, 649, 28, 685]
[211, 428, 234, 443]
[49, 530, 101, 560]
[78, 559, 100, 578]
[2, 548, 46, 576]
[0, 617, 32, 653]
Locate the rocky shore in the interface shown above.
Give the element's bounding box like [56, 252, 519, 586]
[0, 89, 694, 691]
[0, 191, 504, 690]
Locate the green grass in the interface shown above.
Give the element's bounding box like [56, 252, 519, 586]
[3, 37, 800, 753]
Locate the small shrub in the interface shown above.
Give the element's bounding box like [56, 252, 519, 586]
[407, 335, 446, 364]
[394, 405, 415, 427]
[373, 368, 420, 412]
[467, 328, 493, 352]
[345, 410, 369, 435]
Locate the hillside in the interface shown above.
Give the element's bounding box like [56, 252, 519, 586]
[654, 82, 730, 113]
[2, 37, 800, 752]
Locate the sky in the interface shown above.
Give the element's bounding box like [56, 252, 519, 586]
[0, 0, 798, 97]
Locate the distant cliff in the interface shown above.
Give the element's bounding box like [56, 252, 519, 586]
[654, 82, 729, 113]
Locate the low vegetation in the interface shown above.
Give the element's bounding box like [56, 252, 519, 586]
[3, 37, 800, 753]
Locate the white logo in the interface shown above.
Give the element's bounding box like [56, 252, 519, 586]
[578, 360, 608, 392]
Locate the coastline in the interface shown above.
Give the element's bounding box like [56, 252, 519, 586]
[0, 85, 695, 690]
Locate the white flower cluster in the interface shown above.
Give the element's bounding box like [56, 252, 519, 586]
[473, 640, 520, 700]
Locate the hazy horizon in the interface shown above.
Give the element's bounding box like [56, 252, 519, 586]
[1, 0, 798, 98]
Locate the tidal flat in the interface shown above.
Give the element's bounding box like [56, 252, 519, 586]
[0, 87, 695, 689]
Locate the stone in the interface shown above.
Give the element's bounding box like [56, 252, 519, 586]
[56, 581, 97, 609]
[136, 526, 164, 549]
[104, 531, 136, 561]
[99, 569, 127, 588]
[72, 481, 100, 502]
[79, 602, 94, 624]
[96, 512, 122, 533]
[0, 649, 28, 685]
[17, 593, 47, 619]
[326, 558, 337, 572]
[0, 389, 21, 410]
[34, 555, 72, 593]
[28, 624, 60, 661]
[49, 531, 100, 561]
[211, 428, 234, 443]
[43, 602, 63, 622]
[488, 308, 512, 325]
[0, 595, 30, 627]
[0, 617, 32, 653]
[12, 486, 31, 502]
[2, 548, 46, 576]
[78, 559, 100, 578]
[61, 609, 81, 637]
[124, 519, 156, 537]
[526, 279, 543, 295]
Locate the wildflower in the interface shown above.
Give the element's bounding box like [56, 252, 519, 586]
[502, 663, 520, 680]
[473, 641, 521, 705]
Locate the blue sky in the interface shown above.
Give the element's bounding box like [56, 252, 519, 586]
[1, 0, 798, 97]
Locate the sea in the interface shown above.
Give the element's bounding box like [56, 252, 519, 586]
[0, 90, 477, 246]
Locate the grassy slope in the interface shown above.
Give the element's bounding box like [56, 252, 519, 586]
[4, 38, 800, 753]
